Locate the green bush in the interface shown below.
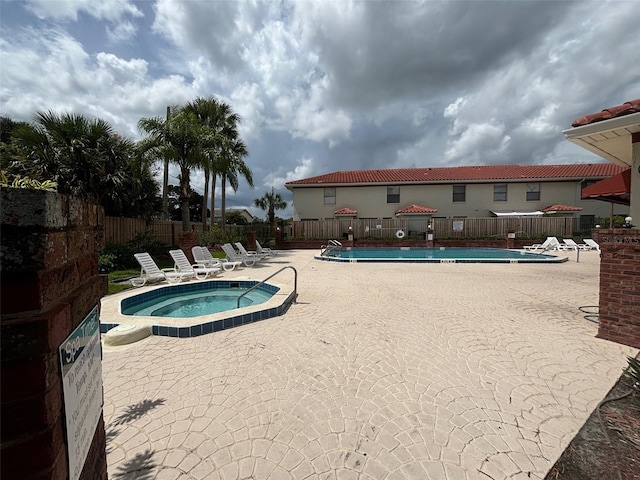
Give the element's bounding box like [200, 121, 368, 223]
[198, 227, 244, 247]
[99, 231, 168, 273]
[99, 243, 135, 272]
[126, 231, 167, 257]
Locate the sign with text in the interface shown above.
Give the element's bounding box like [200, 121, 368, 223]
[452, 220, 464, 232]
[59, 306, 103, 480]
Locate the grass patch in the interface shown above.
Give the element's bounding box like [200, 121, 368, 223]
[106, 269, 139, 295]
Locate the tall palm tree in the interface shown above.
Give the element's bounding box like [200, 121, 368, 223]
[254, 187, 288, 234]
[183, 97, 240, 230]
[138, 108, 211, 231]
[219, 136, 253, 229]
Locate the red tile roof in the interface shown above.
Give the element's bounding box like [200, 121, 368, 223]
[334, 207, 357, 216]
[286, 164, 624, 186]
[571, 99, 640, 127]
[542, 204, 583, 213]
[581, 168, 631, 206]
[395, 204, 438, 214]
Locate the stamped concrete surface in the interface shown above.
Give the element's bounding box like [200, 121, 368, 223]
[101, 250, 637, 480]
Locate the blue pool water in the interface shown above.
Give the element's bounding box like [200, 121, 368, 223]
[121, 281, 277, 318]
[317, 247, 566, 263]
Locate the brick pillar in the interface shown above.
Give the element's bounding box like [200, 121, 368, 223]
[1, 189, 108, 480]
[591, 228, 640, 349]
[506, 230, 515, 249]
[177, 230, 199, 263]
[426, 228, 434, 248]
[246, 230, 256, 251]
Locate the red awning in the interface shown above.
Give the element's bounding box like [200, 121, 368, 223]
[581, 168, 631, 205]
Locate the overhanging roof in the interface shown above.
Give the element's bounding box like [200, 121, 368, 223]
[563, 100, 640, 167]
[581, 168, 631, 206]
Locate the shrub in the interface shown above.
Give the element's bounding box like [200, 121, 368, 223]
[199, 227, 244, 247]
[99, 243, 135, 272]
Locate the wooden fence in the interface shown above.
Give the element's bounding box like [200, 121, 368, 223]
[291, 216, 578, 240]
[104, 217, 271, 246]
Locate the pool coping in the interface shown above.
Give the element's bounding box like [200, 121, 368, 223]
[315, 247, 568, 263]
[100, 278, 296, 339]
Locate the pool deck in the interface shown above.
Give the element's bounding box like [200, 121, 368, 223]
[102, 249, 637, 479]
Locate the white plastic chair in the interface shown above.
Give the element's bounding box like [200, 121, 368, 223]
[169, 249, 220, 280]
[191, 246, 241, 271]
[132, 252, 189, 286]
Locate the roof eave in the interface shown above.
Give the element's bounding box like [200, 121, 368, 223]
[563, 112, 640, 167]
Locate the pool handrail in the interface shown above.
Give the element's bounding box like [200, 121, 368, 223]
[236, 266, 298, 308]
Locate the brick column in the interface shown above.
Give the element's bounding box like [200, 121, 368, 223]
[177, 230, 199, 263]
[505, 230, 515, 249]
[246, 230, 257, 251]
[591, 228, 640, 348]
[1, 189, 108, 480]
[426, 228, 434, 248]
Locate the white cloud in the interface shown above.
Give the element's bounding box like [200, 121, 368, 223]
[445, 122, 511, 165]
[263, 158, 316, 188]
[26, 0, 142, 21]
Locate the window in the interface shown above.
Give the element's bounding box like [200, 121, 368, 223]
[493, 183, 507, 202]
[323, 187, 336, 205]
[387, 186, 400, 203]
[452, 185, 466, 202]
[526, 183, 540, 201]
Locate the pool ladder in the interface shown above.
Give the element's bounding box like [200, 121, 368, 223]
[320, 239, 343, 256]
[236, 266, 298, 308]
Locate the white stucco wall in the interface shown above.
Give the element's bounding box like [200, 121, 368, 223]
[291, 181, 627, 220]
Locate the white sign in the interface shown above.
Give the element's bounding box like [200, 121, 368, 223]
[452, 220, 464, 232]
[59, 306, 103, 480]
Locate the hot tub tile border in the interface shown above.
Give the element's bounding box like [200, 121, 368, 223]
[101, 288, 295, 338]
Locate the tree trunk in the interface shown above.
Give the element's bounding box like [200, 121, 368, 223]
[202, 166, 209, 231]
[210, 173, 216, 227]
[221, 176, 227, 231]
[180, 165, 191, 231]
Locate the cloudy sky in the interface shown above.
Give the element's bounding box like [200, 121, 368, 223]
[1, 0, 639, 219]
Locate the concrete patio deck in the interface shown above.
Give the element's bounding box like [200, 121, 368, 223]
[101, 249, 637, 479]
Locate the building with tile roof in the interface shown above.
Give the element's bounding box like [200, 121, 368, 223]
[285, 163, 626, 226]
[563, 98, 639, 221]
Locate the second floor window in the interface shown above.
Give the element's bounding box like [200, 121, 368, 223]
[453, 185, 466, 202]
[526, 183, 540, 201]
[387, 186, 400, 203]
[324, 187, 336, 205]
[494, 183, 507, 202]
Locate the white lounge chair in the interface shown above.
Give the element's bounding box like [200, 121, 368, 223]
[191, 246, 242, 271]
[221, 243, 259, 267]
[523, 236, 561, 252]
[234, 242, 267, 260]
[562, 239, 590, 250]
[584, 239, 600, 251]
[256, 240, 278, 256]
[132, 252, 190, 286]
[169, 249, 220, 280]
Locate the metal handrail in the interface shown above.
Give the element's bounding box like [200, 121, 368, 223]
[236, 266, 298, 308]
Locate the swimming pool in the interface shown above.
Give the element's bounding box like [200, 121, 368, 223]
[316, 247, 567, 263]
[100, 279, 296, 339]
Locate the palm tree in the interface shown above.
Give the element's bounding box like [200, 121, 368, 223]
[254, 187, 288, 234]
[219, 136, 253, 229]
[138, 108, 211, 230]
[183, 97, 240, 230]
